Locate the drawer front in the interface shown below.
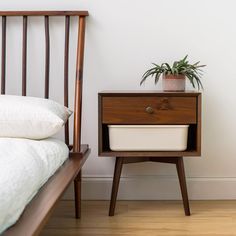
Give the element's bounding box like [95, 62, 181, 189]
[102, 96, 196, 124]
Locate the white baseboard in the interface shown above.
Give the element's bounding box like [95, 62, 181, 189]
[63, 176, 236, 200]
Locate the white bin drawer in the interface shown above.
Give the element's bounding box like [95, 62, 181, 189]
[108, 125, 189, 151]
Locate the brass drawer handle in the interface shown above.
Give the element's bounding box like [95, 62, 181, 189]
[145, 106, 154, 114]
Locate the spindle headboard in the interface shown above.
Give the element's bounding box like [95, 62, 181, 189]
[0, 11, 89, 153]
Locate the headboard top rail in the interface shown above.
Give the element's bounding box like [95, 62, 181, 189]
[0, 11, 89, 16]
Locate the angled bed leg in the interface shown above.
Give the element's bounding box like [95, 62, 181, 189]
[74, 170, 82, 219]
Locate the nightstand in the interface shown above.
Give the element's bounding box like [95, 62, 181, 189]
[98, 91, 201, 216]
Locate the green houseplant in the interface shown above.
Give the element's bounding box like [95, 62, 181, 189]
[140, 55, 205, 91]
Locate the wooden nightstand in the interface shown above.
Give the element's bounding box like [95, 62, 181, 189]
[98, 91, 201, 216]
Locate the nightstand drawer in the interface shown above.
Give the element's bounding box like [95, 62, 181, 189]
[102, 96, 196, 124]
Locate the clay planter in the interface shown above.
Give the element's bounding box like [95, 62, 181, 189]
[162, 74, 186, 91]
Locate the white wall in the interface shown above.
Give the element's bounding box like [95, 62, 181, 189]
[1, 0, 236, 199]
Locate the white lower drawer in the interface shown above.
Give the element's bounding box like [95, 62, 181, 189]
[108, 125, 189, 151]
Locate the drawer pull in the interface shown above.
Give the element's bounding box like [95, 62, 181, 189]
[145, 106, 154, 114]
[160, 98, 170, 110]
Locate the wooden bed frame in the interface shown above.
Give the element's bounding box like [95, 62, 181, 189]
[0, 11, 90, 236]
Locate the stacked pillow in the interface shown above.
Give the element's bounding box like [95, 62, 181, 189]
[0, 95, 72, 139]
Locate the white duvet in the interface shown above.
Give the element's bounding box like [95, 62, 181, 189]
[0, 138, 69, 234]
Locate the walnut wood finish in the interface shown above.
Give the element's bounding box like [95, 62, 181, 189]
[98, 91, 201, 216]
[2, 11, 89, 235]
[176, 157, 190, 216]
[99, 90, 200, 96]
[74, 171, 82, 219]
[109, 157, 124, 216]
[100, 151, 200, 157]
[72, 14, 87, 224]
[1, 16, 6, 94]
[196, 94, 202, 154]
[44, 16, 50, 99]
[64, 15, 70, 146]
[98, 92, 201, 157]
[73, 16, 86, 153]
[109, 156, 190, 216]
[22, 16, 27, 96]
[0, 11, 89, 16]
[102, 96, 196, 124]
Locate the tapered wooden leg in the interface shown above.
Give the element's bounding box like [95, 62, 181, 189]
[109, 157, 123, 216]
[176, 157, 190, 216]
[74, 170, 82, 219]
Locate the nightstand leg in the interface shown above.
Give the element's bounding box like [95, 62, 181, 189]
[176, 157, 190, 216]
[74, 170, 82, 219]
[109, 157, 124, 216]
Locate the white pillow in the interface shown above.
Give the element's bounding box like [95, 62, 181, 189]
[0, 95, 72, 139]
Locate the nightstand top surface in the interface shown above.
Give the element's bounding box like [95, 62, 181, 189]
[99, 90, 201, 96]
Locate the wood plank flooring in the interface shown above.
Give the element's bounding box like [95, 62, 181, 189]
[41, 200, 236, 236]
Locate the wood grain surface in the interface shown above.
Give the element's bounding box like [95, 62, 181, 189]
[42, 200, 236, 236]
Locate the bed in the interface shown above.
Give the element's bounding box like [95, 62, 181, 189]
[0, 11, 90, 236]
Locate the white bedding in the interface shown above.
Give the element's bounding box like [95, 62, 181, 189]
[0, 138, 69, 234]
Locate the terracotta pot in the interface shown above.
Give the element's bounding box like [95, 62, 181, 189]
[162, 74, 186, 91]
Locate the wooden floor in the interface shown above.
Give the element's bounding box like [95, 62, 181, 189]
[41, 200, 236, 236]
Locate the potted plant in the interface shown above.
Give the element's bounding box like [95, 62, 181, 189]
[140, 55, 205, 91]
